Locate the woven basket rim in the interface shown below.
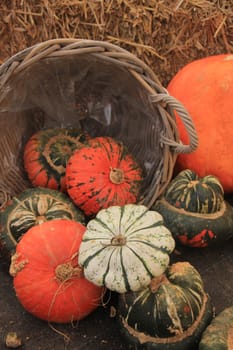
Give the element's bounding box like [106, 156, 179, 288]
[0, 38, 198, 207]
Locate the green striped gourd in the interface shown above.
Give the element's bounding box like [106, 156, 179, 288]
[78, 204, 175, 293]
[164, 169, 224, 213]
[199, 306, 233, 350]
[154, 170, 233, 247]
[0, 187, 85, 254]
[118, 262, 214, 350]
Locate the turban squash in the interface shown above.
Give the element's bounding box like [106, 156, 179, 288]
[23, 127, 89, 192]
[154, 170, 233, 247]
[0, 187, 85, 255]
[117, 262, 214, 350]
[167, 54, 233, 193]
[199, 306, 233, 350]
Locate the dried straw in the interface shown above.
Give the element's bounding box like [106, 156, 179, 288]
[0, 0, 233, 85]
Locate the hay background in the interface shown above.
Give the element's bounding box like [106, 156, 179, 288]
[1, 0, 233, 86]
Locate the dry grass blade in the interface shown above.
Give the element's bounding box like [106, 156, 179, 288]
[0, 0, 233, 85]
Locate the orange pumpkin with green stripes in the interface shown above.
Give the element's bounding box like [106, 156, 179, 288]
[66, 136, 143, 216]
[23, 128, 90, 192]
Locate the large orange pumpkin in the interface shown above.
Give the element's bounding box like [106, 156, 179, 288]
[167, 54, 233, 193]
[9, 219, 104, 323]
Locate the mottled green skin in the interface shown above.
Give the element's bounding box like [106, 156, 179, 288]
[164, 170, 224, 214]
[199, 306, 233, 350]
[118, 262, 214, 350]
[154, 199, 233, 247]
[0, 187, 85, 255]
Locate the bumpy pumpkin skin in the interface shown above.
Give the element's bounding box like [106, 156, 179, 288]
[199, 306, 233, 350]
[78, 204, 175, 293]
[0, 187, 85, 254]
[9, 219, 104, 323]
[23, 128, 90, 192]
[118, 262, 214, 350]
[167, 54, 233, 193]
[154, 170, 233, 247]
[66, 136, 143, 217]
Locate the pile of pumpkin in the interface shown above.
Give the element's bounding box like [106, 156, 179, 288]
[1, 54, 233, 350]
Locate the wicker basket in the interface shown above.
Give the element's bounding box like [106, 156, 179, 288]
[0, 38, 198, 210]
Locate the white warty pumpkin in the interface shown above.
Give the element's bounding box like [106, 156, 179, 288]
[78, 204, 175, 293]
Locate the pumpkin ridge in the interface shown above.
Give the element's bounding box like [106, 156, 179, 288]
[126, 245, 154, 279]
[81, 245, 111, 269]
[123, 207, 149, 235]
[38, 159, 65, 190]
[90, 217, 115, 236]
[169, 285, 196, 322]
[120, 248, 131, 292]
[129, 240, 174, 255]
[30, 164, 50, 185]
[160, 285, 184, 335]
[125, 220, 165, 237]
[97, 137, 120, 165]
[102, 248, 119, 288]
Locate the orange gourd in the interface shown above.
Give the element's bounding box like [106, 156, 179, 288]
[9, 219, 104, 323]
[66, 136, 143, 216]
[167, 54, 233, 193]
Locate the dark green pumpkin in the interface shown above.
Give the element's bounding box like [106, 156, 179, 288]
[0, 187, 85, 254]
[154, 170, 233, 247]
[164, 169, 224, 214]
[199, 306, 233, 350]
[117, 262, 214, 350]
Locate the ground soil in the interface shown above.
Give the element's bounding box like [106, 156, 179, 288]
[0, 195, 233, 350]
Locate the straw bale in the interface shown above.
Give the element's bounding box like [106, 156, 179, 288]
[0, 0, 233, 85]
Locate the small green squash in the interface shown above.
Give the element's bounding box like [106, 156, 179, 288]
[164, 169, 224, 214]
[117, 262, 214, 350]
[78, 204, 175, 293]
[154, 170, 233, 247]
[0, 187, 85, 254]
[199, 306, 233, 350]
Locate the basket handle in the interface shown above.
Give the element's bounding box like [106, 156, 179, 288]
[150, 93, 198, 154]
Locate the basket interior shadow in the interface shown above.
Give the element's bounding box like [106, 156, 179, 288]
[0, 39, 198, 209]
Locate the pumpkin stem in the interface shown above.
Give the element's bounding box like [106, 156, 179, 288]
[109, 167, 124, 184]
[55, 262, 83, 282]
[36, 215, 46, 224]
[149, 274, 169, 293]
[111, 234, 126, 246]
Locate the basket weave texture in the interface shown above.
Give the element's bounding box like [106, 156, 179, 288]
[0, 39, 198, 209]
